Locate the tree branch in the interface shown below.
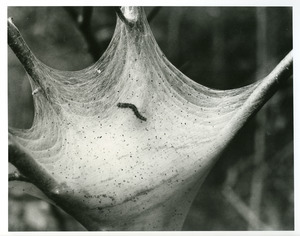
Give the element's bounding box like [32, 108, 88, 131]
[114, 6, 143, 28]
[9, 171, 31, 183]
[221, 50, 293, 144]
[8, 17, 41, 84]
[64, 7, 101, 61]
[222, 165, 271, 230]
[222, 186, 271, 230]
[81, 7, 93, 29]
[8, 134, 59, 194]
[259, 50, 293, 93]
[248, 8, 268, 230]
[114, 7, 133, 27]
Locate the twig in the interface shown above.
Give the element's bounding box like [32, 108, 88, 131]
[8, 17, 41, 84]
[113, 7, 134, 27]
[147, 7, 161, 23]
[81, 7, 93, 28]
[248, 8, 268, 230]
[9, 171, 31, 183]
[222, 186, 271, 230]
[221, 50, 293, 144]
[64, 7, 101, 61]
[167, 8, 183, 61]
[8, 134, 59, 194]
[223, 163, 270, 230]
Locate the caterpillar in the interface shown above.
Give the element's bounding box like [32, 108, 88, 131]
[117, 103, 147, 121]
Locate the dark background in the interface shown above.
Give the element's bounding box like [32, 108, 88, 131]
[8, 7, 293, 231]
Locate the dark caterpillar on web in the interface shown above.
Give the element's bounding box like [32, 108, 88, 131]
[117, 103, 147, 121]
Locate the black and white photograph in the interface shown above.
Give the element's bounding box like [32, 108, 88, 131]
[4, 3, 298, 234]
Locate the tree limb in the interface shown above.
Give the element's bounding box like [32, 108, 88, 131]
[8, 17, 41, 84]
[9, 134, 59, 194]
[248, 8, 268, 230]
[64, 7, 101, 61]
[222, 186, 271, 230]
[81, 7, 93, 29]
[9, 171, 31, 183]
[221, 50, 293, 145]
[113, 7, 134, 27]
[222, 165, 271, 230]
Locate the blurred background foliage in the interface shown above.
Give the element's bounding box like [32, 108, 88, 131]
[8, 7, 293, 231]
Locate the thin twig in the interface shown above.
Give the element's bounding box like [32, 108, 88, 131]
[248, 8, 268, 230]
[223, 163, 270, 230]
[147, 7, 161, 23]
[113, 7, 134, 27]
[9, 171, 31, 183]
[222, 186, 271, 230]
[64, 7, 101, 61]
[81, 7, 93, 28]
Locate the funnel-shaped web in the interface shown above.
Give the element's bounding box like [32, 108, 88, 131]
[8, 7, 292, 231]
